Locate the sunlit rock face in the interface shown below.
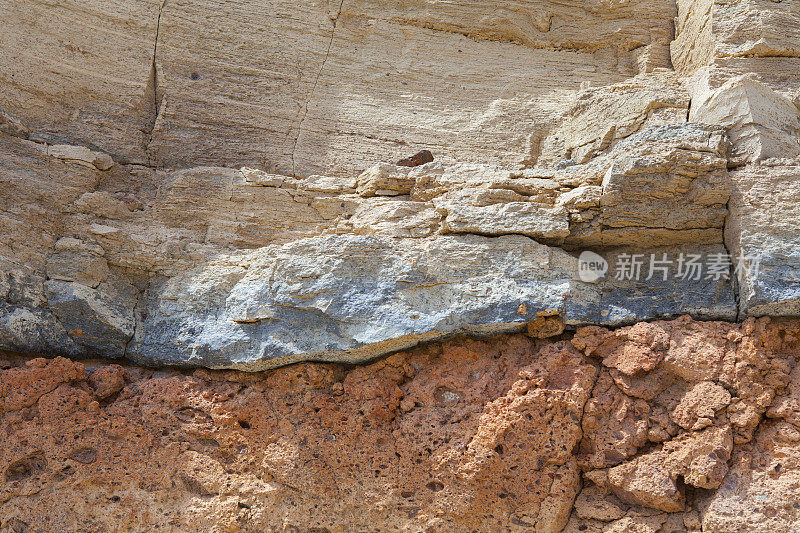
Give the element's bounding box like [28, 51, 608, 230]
[5, 0, 800, 531]
[0, 0, 799, 367]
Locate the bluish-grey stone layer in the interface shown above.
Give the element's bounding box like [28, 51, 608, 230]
[126, 235, 736, 370]
[0, 235, 738, 370]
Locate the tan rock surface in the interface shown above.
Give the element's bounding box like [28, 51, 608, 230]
[688, 72, 800, 164]
[726, 165, 800, 317]
[10, 0, 800, 367]
[0, 0, 160, 162]
[1, 0, 678, 175]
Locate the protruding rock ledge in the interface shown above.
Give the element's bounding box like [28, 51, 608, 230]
[127, 235, 735, 370]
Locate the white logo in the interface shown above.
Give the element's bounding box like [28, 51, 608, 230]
[578, 251, 608, 283]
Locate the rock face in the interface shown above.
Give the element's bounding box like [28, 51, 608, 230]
[2, 0, 800, 370]
[0, 126, 743, 369]
[4, 0, 800, 528]
[128, 235, 737, 370]
[2, 316, 799, 531]
[726, 166, 800, 317]
[3, 0, 800, 369]
[0, 0, 676, 174]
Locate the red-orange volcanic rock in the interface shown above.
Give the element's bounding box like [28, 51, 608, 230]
[2, 316, 800, 532]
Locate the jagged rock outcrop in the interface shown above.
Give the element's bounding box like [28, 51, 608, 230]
[0, 124, 743, 368]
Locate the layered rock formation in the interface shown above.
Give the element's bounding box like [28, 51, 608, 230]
[2, 0, 799, 369]
[4, 0, 800, 369]
[0, 124, 742, 369]
[0, 0, 677, 174]
[3, 0, 800, 530]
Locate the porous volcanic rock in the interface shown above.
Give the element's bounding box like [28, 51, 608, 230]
[2, 316, 800, 531]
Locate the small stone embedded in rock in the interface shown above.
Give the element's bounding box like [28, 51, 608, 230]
[526, 310, 566, 339]
[88, 364, 127, 399]
[397, 149, 434, 167]
[47, 144, 114, 170]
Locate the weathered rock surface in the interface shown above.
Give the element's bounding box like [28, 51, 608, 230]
[5, 0, 800, 368]
[0, 331, 598, 532]
[672, 0, 800, 75]
[0, 122, 744, 368]
[565, 123, 731, 247]
[0, 0, 677, 175]
[129, 233, 577, 369]
[568, 316, 798, 532]
[673, 0, 800, 166]
[538, 70, 690, 167]
[5, 0, 800, 528]
[689, 71, 800, 165]
[127, 235, 736, 370]
[2, 317, 799, 531]
[726, 165, 800, 317]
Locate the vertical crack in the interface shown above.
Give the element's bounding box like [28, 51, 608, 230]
[288, 0, 345, 177]
[153, 2, 164, 117]
[144, 0, 167, 158]
[722, 196, 741, 321]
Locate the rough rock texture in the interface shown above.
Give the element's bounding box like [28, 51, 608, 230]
[126, 234, 737, 370]
[2, 316, 800, 531]
[726, 166, 800, 317]
[0, 125, 743, 368]
[0, 0, 677, 174]
[4, 0, 800, 527]
[5, 0, 800, 368]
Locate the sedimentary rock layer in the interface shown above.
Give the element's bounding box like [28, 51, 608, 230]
[4, 0, 800, 530]
[0, 0, 676, 174]
[3, 0, 800, 368]
[0, 124, 745, 369]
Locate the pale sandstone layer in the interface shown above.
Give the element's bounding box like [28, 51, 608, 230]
[0, 0, 676, 174]
[3, 0, 800, 368]
[1, 317, 799, 532]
